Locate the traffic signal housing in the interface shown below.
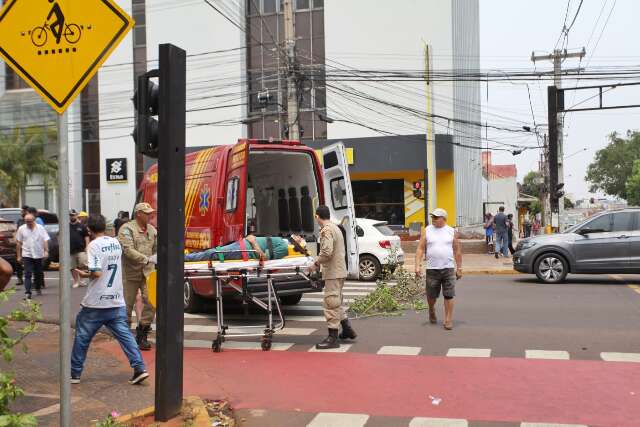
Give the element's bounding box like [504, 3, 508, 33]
[412, 181, 423, 199]
[133, 71, 160, 158]
[554, 183, 565, 199]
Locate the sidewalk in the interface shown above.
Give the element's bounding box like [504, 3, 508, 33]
[403, 253, 517, 275]
[5, 323, 154, 427]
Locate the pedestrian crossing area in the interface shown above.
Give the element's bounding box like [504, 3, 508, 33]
[131, 278, 640, 364]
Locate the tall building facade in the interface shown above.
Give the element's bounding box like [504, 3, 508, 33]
[244, 0, 327, 140]
[324, 0, 484, 227]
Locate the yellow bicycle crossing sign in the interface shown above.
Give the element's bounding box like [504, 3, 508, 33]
[0, 0, 134, 114]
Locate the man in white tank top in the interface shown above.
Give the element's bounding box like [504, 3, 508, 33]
[414, 208, 462, 330]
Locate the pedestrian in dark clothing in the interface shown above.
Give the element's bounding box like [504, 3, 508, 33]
[113, 211, 130, 236]
[13, 205, 29, 285]
[507, 214, 516, 255]
[69, 209, 90, 288]
[494, 207, 508, 258]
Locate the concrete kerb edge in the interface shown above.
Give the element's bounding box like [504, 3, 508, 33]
[461, 269, 520, 275]
[113, 396, 211, 426]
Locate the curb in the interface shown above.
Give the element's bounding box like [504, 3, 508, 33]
[114, 396, 211, 426]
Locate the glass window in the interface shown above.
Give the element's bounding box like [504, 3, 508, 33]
[323, 151, 338, 169]
[352, 180, 405, 225]
[263, 0, 277, 14]
[330, 177, 347, 210]
[225, 177, 239, 212]
[634, 213, 640, 231]
[296, 0, 309, 10]
[374, 224, 396, 236]
[612, 212, 635, 232]
[313, 0, 323, 8]
[356, 225, 364, 237]
[584, 214, 612, 233]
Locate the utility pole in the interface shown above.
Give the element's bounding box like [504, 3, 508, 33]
[540, 134, 551, 229]
[531, 48, 585, 230]
[283, 0, 300, 140]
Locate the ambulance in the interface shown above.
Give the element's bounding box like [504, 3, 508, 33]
[138, 139, 358, 312]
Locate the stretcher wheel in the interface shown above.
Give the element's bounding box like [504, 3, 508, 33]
[261, 337, 272, 351]
[212, 336, 223, 353]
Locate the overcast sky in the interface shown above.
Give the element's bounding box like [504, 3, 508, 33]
[110, 0, 640, 201]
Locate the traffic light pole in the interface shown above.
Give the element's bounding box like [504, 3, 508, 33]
[154, 43, 186, 422]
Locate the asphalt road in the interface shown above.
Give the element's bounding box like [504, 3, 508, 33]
[4, 271, 640, 426]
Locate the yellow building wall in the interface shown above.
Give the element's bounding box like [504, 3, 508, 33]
[436, 170, 456, 227]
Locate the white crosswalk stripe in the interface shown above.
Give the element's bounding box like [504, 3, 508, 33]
[446, 348, 492, 358]
[307, 412, 369, 427]
[525, 350, 570, 360]
[410, 418, 468, 427]
[600, 352, 640, 362]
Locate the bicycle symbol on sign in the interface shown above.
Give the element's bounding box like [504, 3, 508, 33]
[25, 0, 85, 48]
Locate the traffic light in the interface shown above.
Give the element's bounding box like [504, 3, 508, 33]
[133, 71, 160, 158]
[554, 183, 565, 199]
[412, 181, 423, 199]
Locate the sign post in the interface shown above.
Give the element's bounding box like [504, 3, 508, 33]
[0, 2, 133, 426]
[57, 110, 71, 426]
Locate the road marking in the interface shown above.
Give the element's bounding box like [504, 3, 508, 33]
[409, 418, 468, 427]
[307, 412, 369, 427]
[150, 338, 294, 351]
[308, 344, 353, 353]
[377, 346, 422, 356]
[600, 352, 640, 363]
[446, 348, 491, 358]
[628, 284, 640, 295]
[521, 423, 587, 427]
[151, 313, 326, 322]
[525, 350, 570, 360]
[305, 291, 370, 297]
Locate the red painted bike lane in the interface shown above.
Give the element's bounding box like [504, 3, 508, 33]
[108, 345, 640, 426]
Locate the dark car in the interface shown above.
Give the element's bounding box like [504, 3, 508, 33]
[0, 219, 17, 268]
[513, 208, 640, 283]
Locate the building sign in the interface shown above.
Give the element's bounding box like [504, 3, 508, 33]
[106, 158, 127, 182]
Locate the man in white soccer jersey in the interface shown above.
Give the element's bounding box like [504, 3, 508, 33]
[70, 214, 149, 385]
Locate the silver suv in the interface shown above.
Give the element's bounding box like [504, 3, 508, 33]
[513, 208, 640, 283]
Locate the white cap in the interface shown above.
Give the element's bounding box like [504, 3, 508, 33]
[430, 208, 448, 219]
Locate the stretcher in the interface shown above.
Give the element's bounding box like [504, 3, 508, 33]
[145, 250, 322, 351]
[184, 255, 320, 351]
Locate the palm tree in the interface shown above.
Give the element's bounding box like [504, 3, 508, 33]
[0, 126, 57, 207]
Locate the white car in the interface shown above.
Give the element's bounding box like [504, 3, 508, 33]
[355, 218, 405, 281]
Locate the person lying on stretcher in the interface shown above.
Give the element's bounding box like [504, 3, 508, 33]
[184, 234, 309, 264]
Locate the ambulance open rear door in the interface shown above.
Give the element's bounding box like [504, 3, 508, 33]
[320, 142, 359, 280]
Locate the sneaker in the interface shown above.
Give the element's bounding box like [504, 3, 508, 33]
[24, 293, 31, 300]
[70, 375, 81, 384]
[79, 281, 88, 287]
[129, 370, 149, 385]
[72, 283, 80, 289]
[494, 252, 499, 259]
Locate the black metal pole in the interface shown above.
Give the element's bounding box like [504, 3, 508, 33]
[547, 86, 559, 215]
[154, 43, 186, 422]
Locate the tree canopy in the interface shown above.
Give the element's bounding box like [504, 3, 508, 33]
[585, 131, 640, 200]
[0, 127, 57, 207]
[626, 159, 640, 206]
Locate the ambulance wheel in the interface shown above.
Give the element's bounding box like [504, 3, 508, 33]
[280, 294, 303, 305]
[184, 280, 204, 313]
[261, 337, 272, 351]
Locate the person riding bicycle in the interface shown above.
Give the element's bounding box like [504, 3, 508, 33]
[47, 0, 65, 44]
